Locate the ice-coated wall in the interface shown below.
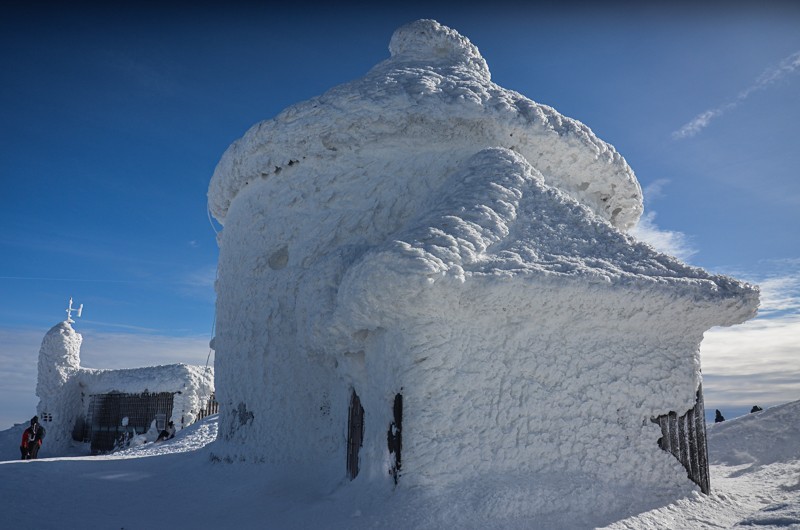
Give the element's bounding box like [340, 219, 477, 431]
[36, 321, 84, 455]
[208, 19, 759, 514]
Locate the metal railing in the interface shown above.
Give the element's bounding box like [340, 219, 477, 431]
[196, 393, 219, 422]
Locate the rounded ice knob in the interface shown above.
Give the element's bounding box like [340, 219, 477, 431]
[388, 19, 489, 76]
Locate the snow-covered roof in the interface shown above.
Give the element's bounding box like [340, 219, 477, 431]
[78, 363, 213, 396]
[208, 19, 758, 337]
[333, 148, 758, 331]
[209, 19, 643, 230]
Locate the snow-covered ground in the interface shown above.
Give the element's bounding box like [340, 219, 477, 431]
[1, 400, 797, 529]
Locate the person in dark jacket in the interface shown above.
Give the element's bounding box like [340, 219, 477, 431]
[20, 416, 46, 460]
[156, 421, 176, 442]
[714, 409, 725, 423]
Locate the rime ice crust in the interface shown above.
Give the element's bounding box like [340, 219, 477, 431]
[387, 19, 490, 75]
[208, 19, 759, 521]
[36, 322, 84, 455]
[333, 148, 758, 333]
[209, 19, 642, 231]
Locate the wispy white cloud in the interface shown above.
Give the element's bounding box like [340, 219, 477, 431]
[756, 275, 800, 315]
[629, 180, 698, 262]
[717, 259, 800, 315]
[181, 265, 217, 290]
[99, 49, 181, 96]
[673, 50, 800, 139]
[629, 210, 697, 262]
[701, 314, 800, 410]
[641, 179, 670, 205]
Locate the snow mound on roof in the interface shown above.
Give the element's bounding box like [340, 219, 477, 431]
[209, 19, 643, 230]
[388, 18, 489, 74]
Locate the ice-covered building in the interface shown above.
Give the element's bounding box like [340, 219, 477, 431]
[207, 19, 758, 517]
[36, 304, 214, 455]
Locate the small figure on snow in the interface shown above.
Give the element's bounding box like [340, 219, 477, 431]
[20, 416, 46, 460]
[714, 409, 725, 423]
[156, 421, 176, 442]
[750, 405, 763, 413]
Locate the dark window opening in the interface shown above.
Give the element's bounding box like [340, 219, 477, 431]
[387, 393, 402, 484]
[346, 389, 364, 480]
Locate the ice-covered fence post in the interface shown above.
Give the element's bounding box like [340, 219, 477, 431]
[652, 385, 710, 494]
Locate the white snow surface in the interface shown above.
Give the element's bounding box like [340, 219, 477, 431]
[206, 18, 759, 522]
[1, 401, 798, 529]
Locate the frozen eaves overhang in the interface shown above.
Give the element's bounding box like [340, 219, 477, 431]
[332, 148, 759, 332]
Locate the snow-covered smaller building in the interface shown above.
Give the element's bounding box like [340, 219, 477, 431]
[35, 303, 214, 455]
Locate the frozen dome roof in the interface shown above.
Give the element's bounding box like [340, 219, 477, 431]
[209, 19, 643, 230]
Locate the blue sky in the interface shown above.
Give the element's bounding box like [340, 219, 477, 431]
[2, 2, 799, 429]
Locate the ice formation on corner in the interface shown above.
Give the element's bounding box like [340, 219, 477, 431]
[207, 19, 759, 521]
[35, 319, 214, 456]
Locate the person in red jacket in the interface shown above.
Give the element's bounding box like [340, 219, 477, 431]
[20, 416, 46, 460]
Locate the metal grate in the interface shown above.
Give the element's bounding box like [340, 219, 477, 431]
[87, 392, 175, 454]
[652, 385, 710, 494]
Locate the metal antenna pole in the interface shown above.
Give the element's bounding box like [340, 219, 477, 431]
[66, 297, 83, 324]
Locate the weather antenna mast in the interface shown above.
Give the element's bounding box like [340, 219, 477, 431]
[66, 297, 83, 324]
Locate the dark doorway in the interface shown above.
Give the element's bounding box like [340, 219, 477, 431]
[347, 389, 364, 480]
[387, 393, 402, 484]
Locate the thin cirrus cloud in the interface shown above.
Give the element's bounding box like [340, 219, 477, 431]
[673, 50, 800, 139]
[629, 210, 697, 263]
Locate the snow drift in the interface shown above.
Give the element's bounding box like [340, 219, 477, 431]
[2, 401, 798, 528]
